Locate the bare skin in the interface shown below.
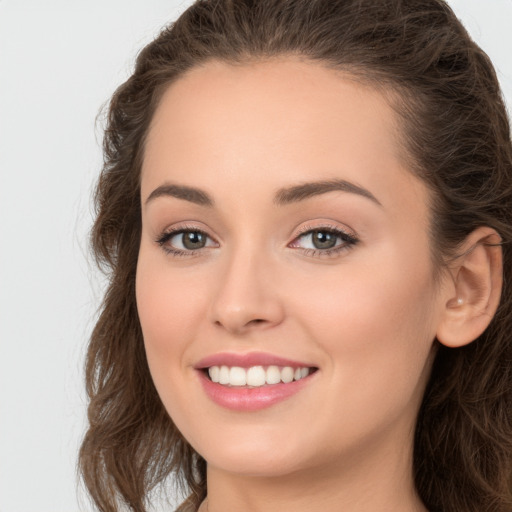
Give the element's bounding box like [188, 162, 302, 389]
[136, 58, 501, 512]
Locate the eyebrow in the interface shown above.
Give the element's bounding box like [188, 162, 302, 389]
[144, 178, 381, 208]
[145, 183, 214, 207]
[274, 179, 381, 207]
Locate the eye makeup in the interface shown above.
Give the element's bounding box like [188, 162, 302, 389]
[155, 221, 359, 259]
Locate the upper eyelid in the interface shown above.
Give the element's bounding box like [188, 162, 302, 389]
[292, 222, 357, 240]
[296, 224, 347, 234]
[157, 223, 217, 239]
[157, 223, 353, 239]
[156, 226, 218, 246]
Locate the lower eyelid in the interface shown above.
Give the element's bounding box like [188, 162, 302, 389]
[300, 244, 353, 256]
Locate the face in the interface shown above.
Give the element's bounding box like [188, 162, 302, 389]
[136, 58, 443, 478]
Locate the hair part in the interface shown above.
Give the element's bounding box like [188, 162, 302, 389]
[79, 1, 512, 511]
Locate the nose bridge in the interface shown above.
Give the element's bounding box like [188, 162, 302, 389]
[209, 237, 284, 334]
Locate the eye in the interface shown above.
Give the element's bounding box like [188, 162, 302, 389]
[156, 228, 218, 256]
[301, 230, 339, 250]
[289, 226, 358, 257]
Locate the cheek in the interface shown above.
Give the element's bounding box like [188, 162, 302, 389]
[135, 248, 207, 387]
[287, 277, 436, 461]
[307, 266, 435, 348]
[135, 252, 212, 433]
[292, 247, 438, 416]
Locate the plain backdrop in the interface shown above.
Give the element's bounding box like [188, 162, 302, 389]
[0, 1, 511, 511]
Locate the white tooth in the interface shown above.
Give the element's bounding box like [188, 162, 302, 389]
[247, 366, 266, 387]
[266, 365, 281, 385]
[300, 367, 309, 378]
[229, 366, 247, 386]
[219, 365, 230, 385]
[294, 368, 302, 381]
[281, 366, 294, 383]
[209, 366, 220, 383]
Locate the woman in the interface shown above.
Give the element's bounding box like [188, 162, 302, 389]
[79, 1, 512, 511]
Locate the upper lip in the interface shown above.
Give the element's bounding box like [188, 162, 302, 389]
[194, 352, 316, 370]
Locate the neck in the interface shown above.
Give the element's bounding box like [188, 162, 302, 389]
[204, 428, 428, 512]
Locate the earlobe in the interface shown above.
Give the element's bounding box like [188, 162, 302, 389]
[436, 227, 503, 348]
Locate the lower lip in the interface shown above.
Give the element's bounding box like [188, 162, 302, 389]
[197, 370, 315, 411]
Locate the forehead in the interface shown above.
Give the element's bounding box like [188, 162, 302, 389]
[141, 57, 427, 218]
[145, 57, 403, 163]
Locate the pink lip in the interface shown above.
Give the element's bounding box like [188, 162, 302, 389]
[197, 369, 316, 411]
[194, 351, 315, 369]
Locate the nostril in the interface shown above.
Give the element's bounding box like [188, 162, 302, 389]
[246, 319, 267, 327]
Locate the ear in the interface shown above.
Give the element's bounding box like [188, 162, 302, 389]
[436, 227, 503, 348]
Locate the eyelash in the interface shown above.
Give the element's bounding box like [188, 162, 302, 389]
[155, 224, 359, 259]
[291, 223, 359, 258]
[156, 225, 215, 258]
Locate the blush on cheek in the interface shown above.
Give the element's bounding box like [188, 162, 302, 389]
[136, 259, 209, 370]
[300, 255, 436, 369]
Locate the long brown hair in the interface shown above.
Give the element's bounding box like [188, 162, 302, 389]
[79, 1, 512, 511]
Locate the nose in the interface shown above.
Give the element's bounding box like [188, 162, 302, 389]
[208, 247, 285, 335]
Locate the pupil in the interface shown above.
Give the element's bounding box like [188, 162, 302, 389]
[313, 231, 337, 249]
[183, 232, 206, 250]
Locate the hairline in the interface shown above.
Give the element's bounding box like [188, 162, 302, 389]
[137, 54, 448, 282]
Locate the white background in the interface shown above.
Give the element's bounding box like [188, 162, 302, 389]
[0, 1, 511, 511]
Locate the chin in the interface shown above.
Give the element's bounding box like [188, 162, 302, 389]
[205, 451, 307, 478]
[193, 427, 319, 478]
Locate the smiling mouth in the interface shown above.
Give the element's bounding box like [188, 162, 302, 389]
[203, 365, 318, 388]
